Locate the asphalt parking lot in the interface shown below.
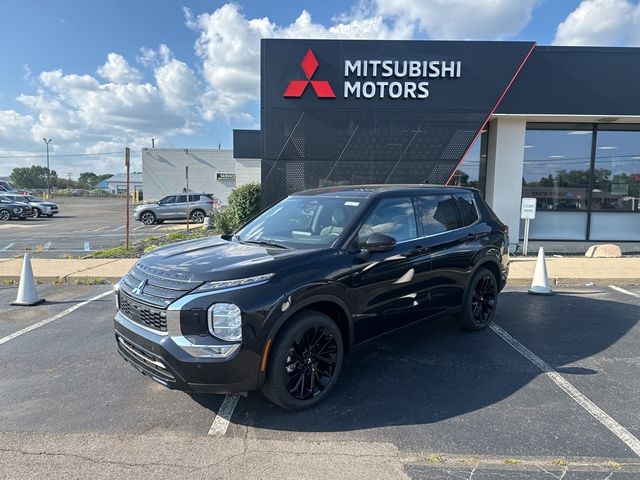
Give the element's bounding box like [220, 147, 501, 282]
[0, 197, 185, 258]
[0, 284, 639, 479]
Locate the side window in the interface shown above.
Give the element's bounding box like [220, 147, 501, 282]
[358, 197, 418, 244]
[417, 195, 462, 236]
[176, 195, 187, 203]
[189, 194, 200, 202]
[158, 196, 176, 205]
[455, 193, 479, 226]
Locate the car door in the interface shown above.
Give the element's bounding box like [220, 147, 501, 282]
[173, 195, 188, 220]
[156, 195, 176, 220]
[349, 196, 432, 343]
[416, 193, 481, 316]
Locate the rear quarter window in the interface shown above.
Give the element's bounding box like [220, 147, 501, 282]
[454, 193, 479, 226]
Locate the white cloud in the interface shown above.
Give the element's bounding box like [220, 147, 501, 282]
[97, 53, 143, 83]
[553, 0, 640, 46]
[374, 0, 538, 40]
[186, 3, 413, 121]
[155, 59, 199, 114]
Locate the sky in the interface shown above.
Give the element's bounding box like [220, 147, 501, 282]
[1, 0, 640, 178]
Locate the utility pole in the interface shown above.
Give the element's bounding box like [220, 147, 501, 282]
[43, 138, 52, 197]
[185, 165, 190, 232]
[125, 147, 131, 250]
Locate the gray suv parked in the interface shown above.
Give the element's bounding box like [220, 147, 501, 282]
[133, 193, 214, 225]
[0, 194, 58, 217]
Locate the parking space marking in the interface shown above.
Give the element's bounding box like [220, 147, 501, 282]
[207, 394, 240, 436]
[133, 225, 144, 231]
[2, 243, 14, 251]
[152, 225, 163, 230]
[83, 242, 90, 251]
[0, 290, 112, 346]
[113, 226, 125, 232]
[610, 285, 640, 299]
[490, 323, 640, 458]
[43, 242, 51, 251]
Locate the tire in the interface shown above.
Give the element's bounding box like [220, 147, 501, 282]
[33, 208, 41, 218]
[261, 310, 344, 411]
[456, 267, 498, 331]
[140, 211, 156, 225]
[190, 209, 205, 223]
[0, 209, 11, 221]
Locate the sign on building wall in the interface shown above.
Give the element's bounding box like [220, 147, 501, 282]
[217, 172, 236, 181]
[521, 197, 537, 220]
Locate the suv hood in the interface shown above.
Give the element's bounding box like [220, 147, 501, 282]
[137, 236, 322, 282]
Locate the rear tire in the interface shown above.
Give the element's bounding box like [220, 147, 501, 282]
[261, 310, 343, 411]
[190, 209, 205, 223]
[456, 267, 498, 331]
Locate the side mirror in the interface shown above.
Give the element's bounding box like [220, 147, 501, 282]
[363, 233, 397, 253]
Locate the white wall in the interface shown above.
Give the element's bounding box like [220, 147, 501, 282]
[484, 117, 527, 243]
[235, 158, 261, 186]
[142, 149, 237, 204]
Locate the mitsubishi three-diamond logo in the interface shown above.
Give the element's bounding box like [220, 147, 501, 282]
[283, 49, 336, 99]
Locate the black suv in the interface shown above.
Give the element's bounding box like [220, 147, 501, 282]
[114, 185, 509, 410]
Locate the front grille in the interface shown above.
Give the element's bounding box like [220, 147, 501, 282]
[120, 293, 167, 332]
[119, 263, 202, 308]
[117, 336, 175, 381]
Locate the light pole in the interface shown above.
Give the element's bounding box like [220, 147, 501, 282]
[43, 138, 52, 196]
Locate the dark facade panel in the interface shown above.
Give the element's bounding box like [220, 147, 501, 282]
[260, 39, 535, 205]
[233, 129, 261, 159]
[498, 46, 640, 115]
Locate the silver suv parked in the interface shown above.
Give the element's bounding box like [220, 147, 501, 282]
[133, 193, 214, 225]
[0, 194, 58, 217]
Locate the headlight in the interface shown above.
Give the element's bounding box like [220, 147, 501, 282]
[193, 273, 274, 293]
[43, 206, 51, 212]
[208, 303, 242, 342]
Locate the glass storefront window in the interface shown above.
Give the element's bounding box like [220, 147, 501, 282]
[592, 130, 640, 212]
[450, 139, 481, 188]
[522, 128, 592, 211]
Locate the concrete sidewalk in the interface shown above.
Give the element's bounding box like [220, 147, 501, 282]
[0, 256, 638, 285]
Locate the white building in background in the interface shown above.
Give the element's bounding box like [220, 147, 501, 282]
[141, 148, 260, 205]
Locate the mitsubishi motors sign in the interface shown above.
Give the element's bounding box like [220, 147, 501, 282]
[283, 48, 462, 100]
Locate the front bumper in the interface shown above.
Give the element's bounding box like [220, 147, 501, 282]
[114, 310, 260, 393]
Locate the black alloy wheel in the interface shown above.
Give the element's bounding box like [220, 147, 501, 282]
[140, 211, 156, 225]
[190, 210, 205, 223]
[457, 267, 498, 330]
[33, 208, 41, 218]
[262, 310, 344, 410]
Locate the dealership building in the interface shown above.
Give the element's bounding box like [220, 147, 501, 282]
[144, 38, 640, 245]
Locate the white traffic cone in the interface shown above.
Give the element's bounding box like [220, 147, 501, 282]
[528, 247, 553, 295]
[10, 253, 45, 306]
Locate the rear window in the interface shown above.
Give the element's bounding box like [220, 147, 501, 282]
[188, 194, 200, 202]
[454, 192, 479, 226]
[416, 195, 462, 235]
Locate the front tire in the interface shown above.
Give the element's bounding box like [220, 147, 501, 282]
[457, 267, 498, 330]
[261, 310, 343, 411]
[0, 209, 10, 221]
[140, 211, 156, 225]
[33, 208, 42, 218]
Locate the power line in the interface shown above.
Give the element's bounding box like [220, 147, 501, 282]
[0, 151, 124, 159]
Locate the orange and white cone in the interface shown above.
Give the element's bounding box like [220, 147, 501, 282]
[10, 253, 45, 306]
[528, 247, 553, 295]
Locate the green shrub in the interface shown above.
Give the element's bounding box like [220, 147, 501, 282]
[215, 183, 261, 234]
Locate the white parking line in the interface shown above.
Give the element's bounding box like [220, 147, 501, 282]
[152, 225, 163, 230]
[0, 291, 112, 346]
[43, 242, 51, 251]
[207, 394, 240, 436]
[84, 242, 90, 251]
[490, 323, 640, 458]
[113, 226, 125, 232]
[2, 243, 14, 251]
[610, 285, 640, 299]
[133, 225, 144, 231]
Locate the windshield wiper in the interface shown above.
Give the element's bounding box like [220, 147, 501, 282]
[240, 239, 290, 249]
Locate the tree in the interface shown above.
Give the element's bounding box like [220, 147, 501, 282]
[78, 172, 112, 189]
[10, 166, 58, 189]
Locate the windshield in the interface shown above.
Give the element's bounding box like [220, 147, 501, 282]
[235, 196, 366, 249]
[26, 196, 42, 202]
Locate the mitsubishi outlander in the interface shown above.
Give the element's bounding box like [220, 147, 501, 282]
[114, 185, 509, 410]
